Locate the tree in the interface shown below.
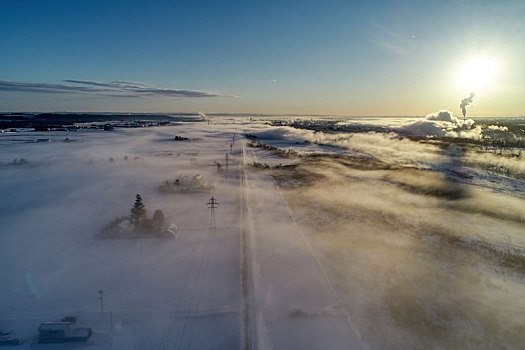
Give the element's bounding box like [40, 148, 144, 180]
[130, 194, 147, 227]
[152, 210, 165, 231]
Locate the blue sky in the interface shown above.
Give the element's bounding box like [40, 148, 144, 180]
[1, 0, 524, 115]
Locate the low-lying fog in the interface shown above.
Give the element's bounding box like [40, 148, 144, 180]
[246, 114, 525, 348]
[273, 157, 524, 349]
[0, 124, 245, 348]
[1, 115, 524, 349]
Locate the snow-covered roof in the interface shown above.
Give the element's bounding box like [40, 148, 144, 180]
[38, 322, 70, 331]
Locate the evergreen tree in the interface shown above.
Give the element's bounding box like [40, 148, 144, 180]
[130, 194, 147, 227]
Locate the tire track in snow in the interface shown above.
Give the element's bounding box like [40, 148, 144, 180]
[240, 142, 259, 350]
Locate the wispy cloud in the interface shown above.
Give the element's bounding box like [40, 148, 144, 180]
[63, 80, 151, 89]
[369, 20, 416, 56]
[0, 79, 230, 98]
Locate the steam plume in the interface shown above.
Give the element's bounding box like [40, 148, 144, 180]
[460, 92, 475, 118]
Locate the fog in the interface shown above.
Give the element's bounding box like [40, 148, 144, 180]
[249, 118, 524, 186]
[273, 154, 525, 349]
[245, 115, 525, 348]
[1, 116, 524, 349]
[0, 125, 246, 348]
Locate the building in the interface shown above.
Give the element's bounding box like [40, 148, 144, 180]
[38, 322, 92, 344]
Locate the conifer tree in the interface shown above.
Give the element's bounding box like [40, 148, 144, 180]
[130, 194, 147, 227]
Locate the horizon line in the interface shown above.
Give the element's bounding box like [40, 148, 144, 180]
[1, 111, 524, 119]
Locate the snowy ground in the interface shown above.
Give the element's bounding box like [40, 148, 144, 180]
[0, 120, 363, 349]
[1, 116, 524, 349]
[1, 123, 245, 349]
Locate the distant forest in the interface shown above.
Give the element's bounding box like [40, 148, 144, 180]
[0, 113, 199, 129]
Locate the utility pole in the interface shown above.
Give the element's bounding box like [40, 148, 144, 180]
[230, 133, 236, 154]
[225, 153, 229, 168]
[207, 196, 219, 230]
[98, 290, 104, 313]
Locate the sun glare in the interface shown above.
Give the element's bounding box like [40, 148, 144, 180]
[456, 56, 500, 93]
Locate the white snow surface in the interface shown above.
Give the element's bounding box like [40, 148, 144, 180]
[0, 120, 362, 349]
[1, 125, 245, 349]
[1, 116, 524, 349]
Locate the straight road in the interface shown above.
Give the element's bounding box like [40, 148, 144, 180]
[240, 141, 364, 350]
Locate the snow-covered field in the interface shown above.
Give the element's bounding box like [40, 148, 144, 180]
[1, 123, 246, 349]
[1, 116, 524, 349]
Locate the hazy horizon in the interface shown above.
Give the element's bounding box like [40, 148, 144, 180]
[2, 111, 525, 119]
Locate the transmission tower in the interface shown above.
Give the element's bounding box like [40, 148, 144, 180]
[207, 196, 219, 230]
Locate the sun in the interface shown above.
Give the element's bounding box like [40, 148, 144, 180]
[456, 56, 500, 93]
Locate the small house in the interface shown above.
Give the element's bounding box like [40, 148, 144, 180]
[38, 322, 92, 344]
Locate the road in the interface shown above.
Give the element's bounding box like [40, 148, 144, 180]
[240, 141, 364, 350]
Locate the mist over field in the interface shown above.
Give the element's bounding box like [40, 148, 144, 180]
[251, 114, 525, 348]
[273, 156, 525, 348]
[0, 115, 524, 349]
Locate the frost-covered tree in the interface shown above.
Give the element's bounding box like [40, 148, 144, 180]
[152, 209, 165, 231]
[130, 194, 147, 227]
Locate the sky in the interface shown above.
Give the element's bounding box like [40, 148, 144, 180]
[1, 0, 524, 116]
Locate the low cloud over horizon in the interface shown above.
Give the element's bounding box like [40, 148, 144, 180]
[0, 79, 230, 99]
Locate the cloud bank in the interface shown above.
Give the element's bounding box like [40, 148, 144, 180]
[0, 79, 229, 98]
[399, 110, 482, 139]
